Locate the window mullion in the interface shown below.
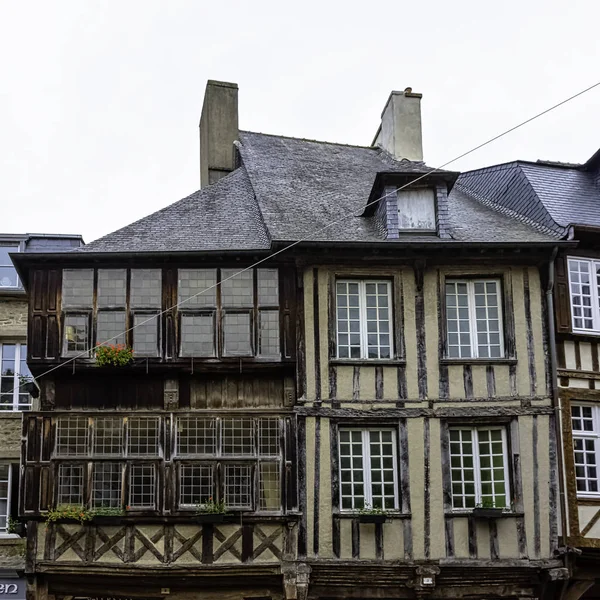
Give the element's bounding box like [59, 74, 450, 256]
[593, 261, 600, 332]
[501, 428, 511, 503]
[12, 344, 18, 410]
[467, 283, 478, 358]
[362, 430, 373, 507]
[473, 428, 482, 504]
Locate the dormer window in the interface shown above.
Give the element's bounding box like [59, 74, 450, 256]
[0, 244, 20, 288]
[397, 188, 436, 232]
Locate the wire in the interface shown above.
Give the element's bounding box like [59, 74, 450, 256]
[16, 78, 600, 394]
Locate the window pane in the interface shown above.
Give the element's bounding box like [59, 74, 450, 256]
[129, 464, 156, 509]
[96, 311, 126, 346]
[130, 269, 162, 308]
[0, 344, 18, 411]
[63, 315, 89, 356]
[127, 417, 159, 456]
[258, 418, 280, 457]
[336, 281, 362, 359]
[178, 269, 217, 309]
[56, 417, 89, 456]
[222, 418, 254, 456]
[446, 282, 471, 358]
[258, 310, 280, 358]
[474, 281, 503, 358]
[0, 245, 19, 288]
[339, 429, 366, 510]
[0, 466, 9, 531]
[569, 259, 595, 330]
[365, 282, 392, 359]
[573, 433, 599, 494]
[177, 417, 217, 456]
[223, 313, 252, 356]
[224, 464, 253, 509]
[133, 313, 159, 357]
[57, 464, 84, 506]
[62, 269, 93, 308]
[180, 314, 215, 357]
[449, 428, 476, 508]
[94, 417, 123, 455]
[221, 269, 253, 308]
[259, 462, 280, 510]
[397, 188, 436, 231]
[92, 463, 122, 508]
[97, 269, 126, 307]
[257, 269, 279, 306]
[179, 464, 213, 507]
[368, 430, 397, 509]
[477, 428, 508, 507]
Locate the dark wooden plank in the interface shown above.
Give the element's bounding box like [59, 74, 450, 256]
[557, 340, 566, 370]
[296, 266, 306, 401]
[297, 416, 307, 558]
[438, 270, 450, 399]
[445, 518, 455, 558]
[486, 365, 496, 399]
[397, 365, 407, 408]
[403, 519, 413, 560]
[523, 268, 537, 396]
[399, 419, 411, 514]
[548, 413, 558, 556]
[242, 524, 253, 562]
[415, 262, 428, 400]
[468, 516, 477, 559]
[351, 518, 360, 559]
[329, 419, 340, 558]
[375, 522, 384, 559]
[463, 365, 474, 399]
[532, 415, 541, 557]
[575, 341, 582, 371]
[592, 342, 599, 374]
[202, 523, 213, 564]
[352, 366, 360, 401]
[489, 519, 499, 560]
[313, 416, 321, 555]
[509, 364, 518, 397]
[313, 268, 321, 404]
[423, 417, 431, 559]
[375, 366, 384, 400]
[329, 365, 337, 404]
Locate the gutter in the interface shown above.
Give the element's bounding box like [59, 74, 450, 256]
[546, 246, 569, 560]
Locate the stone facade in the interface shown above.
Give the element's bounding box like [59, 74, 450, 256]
[0, 298, 27, 338]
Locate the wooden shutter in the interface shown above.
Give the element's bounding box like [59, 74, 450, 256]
[554, 255, 572, 333]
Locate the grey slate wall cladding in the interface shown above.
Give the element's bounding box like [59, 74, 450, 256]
[374, 187, 400, 239]
[435, 184, 452, 239]
[77, 131, 560, 254]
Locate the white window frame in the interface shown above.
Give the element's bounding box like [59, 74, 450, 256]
[449, 426, 511, 511]
[335, 280, 394, 360]
[0, 343, 32, 411]
[0, 243, 20, 289]
[445, 279, 505, 359]
[0, 465, 13, 536]
[567, 258, 600, 334]
[571, 403, 600, 498]
[338, 428, 399, 512]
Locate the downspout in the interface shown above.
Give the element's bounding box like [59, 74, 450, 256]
[546, 246, 569, 555]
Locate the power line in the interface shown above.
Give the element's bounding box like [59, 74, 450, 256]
[16, 78, 600, 394]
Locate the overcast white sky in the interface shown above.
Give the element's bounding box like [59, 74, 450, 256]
[1, 0, 598, 243]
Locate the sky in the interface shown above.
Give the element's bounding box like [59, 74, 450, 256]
[1, 0, 599, 244]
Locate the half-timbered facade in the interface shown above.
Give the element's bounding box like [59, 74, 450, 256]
[459, 153, 600, 599]
[14, 82, 567, 600]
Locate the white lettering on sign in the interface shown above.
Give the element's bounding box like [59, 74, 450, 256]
[0, 584, 18, 594]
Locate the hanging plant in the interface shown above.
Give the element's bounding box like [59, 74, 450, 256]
[95, 344, 134, 367]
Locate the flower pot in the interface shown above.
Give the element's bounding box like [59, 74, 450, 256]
[91, 517, 126, 525]
[195, 514, 226, 523]
[358, 514, 387, 524]
[472, 507, 504, 519]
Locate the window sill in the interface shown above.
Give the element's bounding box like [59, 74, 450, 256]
[335, 511, 410, 519]
[0, 412, 28, 419]
[575, 496, 600, 504]
[330, 359, 406, 367]
[439, 358, 517, 366]
[447, 510, 523, 519]
[0, 535, 23, 542]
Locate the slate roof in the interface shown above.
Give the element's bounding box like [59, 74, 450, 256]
[79, 131, 560, 254]
[457, 154, 600, 235]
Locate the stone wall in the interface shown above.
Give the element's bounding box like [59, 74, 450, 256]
[0, 297, 27, 338]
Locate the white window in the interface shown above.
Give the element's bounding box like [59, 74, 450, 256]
[0, 343, 32, 411]
[0, 245, 19, 288]
[57, 464, 84, 505]
[449, 427, 510, 510]
[129, 464, 156, 509]
[446, 279, 504, 359]
[336, 280, 393, 359]
[397, 188, 436, 232]
[568, 258, 600, 333]
[0, 465, 11, 533]
[338, 428, 399, 511]
[572, 404, 600, 496]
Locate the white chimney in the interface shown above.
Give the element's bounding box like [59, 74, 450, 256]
[372, 87, 423, 162]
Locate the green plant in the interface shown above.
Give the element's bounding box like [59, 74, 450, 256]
[476, 498, 507, 509]
[358, 503, 388, 515]
[90, 506, 126, 517]
[17, 374, 33, 386]
[95, 343, 134, 367]
[45, 505, 93, 524]
[196, 497, 227, 514]
[7, 517, 20, 534]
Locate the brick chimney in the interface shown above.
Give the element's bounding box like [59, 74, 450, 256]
[372, 87, 423, 162]
[199, 80, 239, 188]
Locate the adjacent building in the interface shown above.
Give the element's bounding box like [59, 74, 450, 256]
[458, 154, 600, 599]
[0, 234, 83, 592]
[12, 83, 568, 600]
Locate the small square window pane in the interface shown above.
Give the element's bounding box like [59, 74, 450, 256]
[223, 313, 252, 356]
[56, 416, 89, 456]
[177, 417, 217, 456]
[97, 311, 126, 346]
[63, 315, 89, 356]
[224, 464, 253, 509]
[97, 269, 126, 307]
[221, 269, 253, 308]
[258, 310, 280, 358]
[133, 313, 159, 357]
[258, 269, 279, 306]
[128, 417, 159, 456]
[94, 417, 123, 455]
[62, 269, 93, 308]
[57, 464, 84, 506]
[222, 418, 254, 455]
[259, 462, 280, 510]
[179, 464, 213, 507]
[92, 463, 122, 508]
[129, 464, 156, 509]
[180, 314, 215, 357]
[130, 269, 162, 308]
[178, 269, 217, 309]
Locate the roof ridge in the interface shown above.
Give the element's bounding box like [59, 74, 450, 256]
[454, 182, 565, 239]
[239, 129, 377, 150]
